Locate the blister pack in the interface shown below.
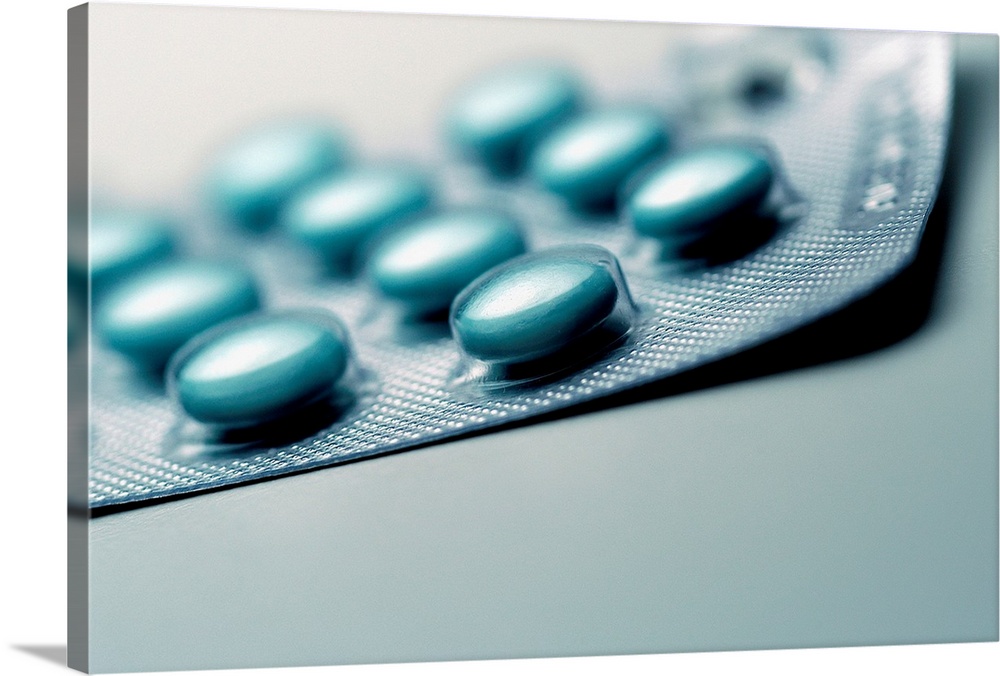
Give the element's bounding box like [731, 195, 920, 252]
[72, 25, 952, 512]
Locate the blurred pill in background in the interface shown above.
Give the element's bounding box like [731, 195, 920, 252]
[206, 121, 347, 230]
[627, 144, 775, 238]
[366, 209, 527, 317]
[96, 260, 262, 370]
[68, 210, 176, 291]
[445, 65, 583, 176]
[529, 106, 669, 211]
[282, 165, 433, 270]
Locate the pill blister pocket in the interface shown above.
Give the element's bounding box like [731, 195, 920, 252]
[75, 26, 952, 511]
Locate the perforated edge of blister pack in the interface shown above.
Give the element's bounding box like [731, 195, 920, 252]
[80, 28, 953, 511]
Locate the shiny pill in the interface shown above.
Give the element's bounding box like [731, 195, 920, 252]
[206, 122, 347, 230]
[83, 211, 175, 287]
[367, 210, 527, 315]
[97, 261, 261, 368]
[450, 246, 629, 364]
[529, 107, 668, 208]
[282, 166, 432, 264]
[446, 66, 581, 175]
[172, 314, 349, 427]
[627, 145, 774, 238]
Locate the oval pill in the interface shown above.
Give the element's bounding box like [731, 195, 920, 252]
[173, 314, 349, 427]
[529, 107, 668, 208]
[445, 66, 581, 175]
[83, 211, 175, 287]
[97, 261, 261, 368]
[450, 247, 622, 364]
[207, 122, 347, 230]
[627, 145, 774, 238]
[282, 166, 432, 264]
[367, 210, 527, 314]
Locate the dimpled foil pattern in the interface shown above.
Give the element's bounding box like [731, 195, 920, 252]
[84, 30, 951, 511]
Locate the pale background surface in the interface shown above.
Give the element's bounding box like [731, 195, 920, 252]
[88, 4, 681, 200]
[77, 4, 997, 673]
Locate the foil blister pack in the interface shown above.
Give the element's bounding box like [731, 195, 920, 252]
[75, 27, 952, 511]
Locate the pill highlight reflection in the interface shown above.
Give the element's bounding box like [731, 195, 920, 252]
[207, 122, 347, 230]
[530, 107, 668, 209]
[627, 144, 775, 239]
[282, 166, 432, 266]
[172, 313, 350, 427]
[367, 209, 527, 315]
[97, 261, 261, 369]
[450, 245, 633, 366]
